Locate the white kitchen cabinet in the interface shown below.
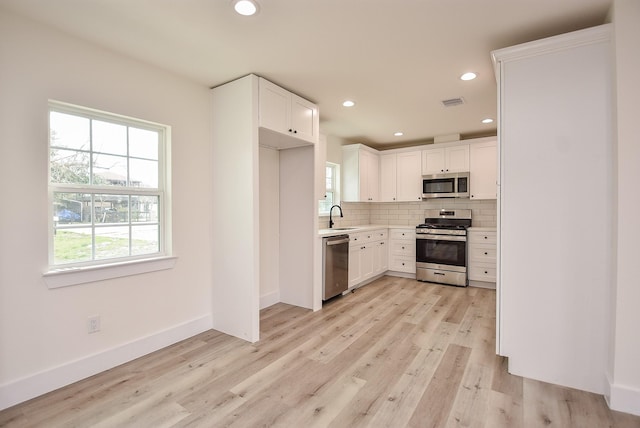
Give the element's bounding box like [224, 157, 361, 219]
[467, 229, 496, 285]
[379, 153, 397, 202]
[396, 151, 423, 201]
[342, 145, 379, 202]
[212, 74, 317, 342]
[469, 140, 497, 200]
[372, 229, 389, 275]
[422, 144, 469, 175]
[380, 151, 422, 202]
[492, 24, 612, 394]
[348, 229, 387, 288]
[388, 228, 416, 274]
[258, 77, 319, 146]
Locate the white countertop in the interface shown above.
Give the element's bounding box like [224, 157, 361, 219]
[318, 224, 414, 237]
[467, 227, 497, 232]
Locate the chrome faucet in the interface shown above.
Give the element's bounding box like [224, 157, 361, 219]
[329, 204, 343, 228]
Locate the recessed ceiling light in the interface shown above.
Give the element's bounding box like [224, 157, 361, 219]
[342, 100, 355, 107]
[482, 118, 494, 124]
[394, 132, 404, 137]
[460, 72, 477, 81]
[233, 0, 259, 16]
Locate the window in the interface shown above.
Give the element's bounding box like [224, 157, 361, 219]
[319, 162, 340, 215]
[48, 101, 169, 269]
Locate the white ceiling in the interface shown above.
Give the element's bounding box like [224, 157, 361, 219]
[1, 0, 612, 148]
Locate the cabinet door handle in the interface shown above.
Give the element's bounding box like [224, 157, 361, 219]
[484, 252, 488, 255]
[289, 128, 293, 132]
[294, 130, 297, 134]
[484, 236, 488, 239]
[484, 271, 488, 274]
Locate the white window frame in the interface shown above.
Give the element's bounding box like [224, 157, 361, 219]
[44, 101, 175, 288]
[319, 162, 340, 216]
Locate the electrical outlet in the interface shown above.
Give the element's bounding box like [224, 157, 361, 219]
[88, 315, 101, 334]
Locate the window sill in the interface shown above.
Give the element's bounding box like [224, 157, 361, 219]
[43, 256, 177, 289]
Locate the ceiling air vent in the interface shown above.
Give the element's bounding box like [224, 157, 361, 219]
[441, 97, 465, 107]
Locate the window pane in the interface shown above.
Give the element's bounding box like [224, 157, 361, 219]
[50, 149, 90, 184]
[53, 228, 93, 264]
[326, 191, 334, 206]
[130, 158, 158, 188]
[129, 128, 158, 160]
[93, 153, 128, 186]
[53, 192, 91, 224]
[132, 225, 159, 255]
[50, 111, 90, 151]
[92, 120, 127, 156]
[131, 195, 159, 222]
[94, 226, 130, 260]
[93, 194, 128, 224]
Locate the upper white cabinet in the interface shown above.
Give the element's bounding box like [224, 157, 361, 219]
[342, 145, 379, 202]
[379, 153, 397, 202]
[422, 144, 469, 175]
[396, 151, 423, 201]
[380, 151, 422, 202]
[469, 140, 497, 200]
[258, 77, 319, 147]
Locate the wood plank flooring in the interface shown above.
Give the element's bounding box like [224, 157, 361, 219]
[1, 276, 639, 427]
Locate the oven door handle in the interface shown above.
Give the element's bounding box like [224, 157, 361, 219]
[416, 235, 467, 242]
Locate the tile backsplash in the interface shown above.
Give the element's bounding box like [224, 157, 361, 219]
[319, 199, 497, 229]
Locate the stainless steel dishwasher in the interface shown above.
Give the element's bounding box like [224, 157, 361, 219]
[322, 234, 349, 300]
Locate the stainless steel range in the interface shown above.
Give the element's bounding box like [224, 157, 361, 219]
[416, 209, 472, 287]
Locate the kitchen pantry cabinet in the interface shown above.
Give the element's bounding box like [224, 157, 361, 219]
[467, 229, 496, 285]
[379, 151, 422, 202]
[342, 145, 379, 202]
[469, 140, 497, 200]
[348, 229, 387, 288]
[422, 144, 469, 175]
[492, 25, 612, 394]
[212, 74, 317, 342]
[258, 77, 319, 146]
[388, 228, 416, 274]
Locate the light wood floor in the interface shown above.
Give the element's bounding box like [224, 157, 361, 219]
[1, 276, 639, 427]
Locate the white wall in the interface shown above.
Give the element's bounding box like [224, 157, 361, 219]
[0, 10, 213, 409]
[609, 0, 640, 415]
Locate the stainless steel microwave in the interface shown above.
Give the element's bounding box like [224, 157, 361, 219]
[422, 172, 470, 199]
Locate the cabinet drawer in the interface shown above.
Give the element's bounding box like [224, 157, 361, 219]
[468, 231, 496, 245]
[390, 229, 415, 241]
[371, 229, 388, 241]
[468, 262, 496, 282]
[350, 229, 387, 246]
[349, 232, 368, 246]
[389, 255, 416, 273]
[468, 245, 496, 262]
[391, 241, 415, 256]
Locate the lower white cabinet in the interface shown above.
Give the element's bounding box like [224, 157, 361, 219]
[468, 229, 497, 284]
[348, 229, 388, 288]
[388, 228, 416, 273]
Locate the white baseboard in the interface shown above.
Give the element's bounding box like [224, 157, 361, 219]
[0, 314, 212, 411]
[607, 379, 640, 416]
[260, 290, 280, 309]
